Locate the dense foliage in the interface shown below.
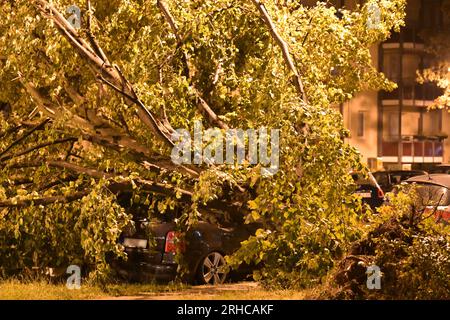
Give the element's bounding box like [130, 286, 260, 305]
[315, 186, 450, 300]
[323, 187, 450, 299]
[1, 0, 405, 284]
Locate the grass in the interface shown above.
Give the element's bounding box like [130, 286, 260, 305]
[0, 279, 190, 300]
[0, 280, 104, 300]
[0, 279, 311, 300]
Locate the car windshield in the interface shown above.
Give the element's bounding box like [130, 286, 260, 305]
[413, 184, 450, 207]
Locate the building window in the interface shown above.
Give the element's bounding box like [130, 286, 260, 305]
[383, 111, 400, 140]
[357, 111, 365, 137]
[383, 51, 401, 82]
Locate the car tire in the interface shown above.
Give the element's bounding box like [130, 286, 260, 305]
[196, 251, 227, 285]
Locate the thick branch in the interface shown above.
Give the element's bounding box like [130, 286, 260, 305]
[251, 0, 308, 103]
[32, 0, 176, 147]
[21, 81, 198, 177]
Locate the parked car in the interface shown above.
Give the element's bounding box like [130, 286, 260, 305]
[111, 194, 258, 285]
[402, 174, 450, 223]
[351, 172, 385, 210]
[373, 170, 428, 193]
[429, 164, 450, 175]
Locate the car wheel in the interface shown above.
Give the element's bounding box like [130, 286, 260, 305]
[197, 251, 227, 285]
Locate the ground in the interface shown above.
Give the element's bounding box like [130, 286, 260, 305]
[0, 281, 311, 300]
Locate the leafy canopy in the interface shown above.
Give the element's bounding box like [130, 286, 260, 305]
[0, 0, 405, 283]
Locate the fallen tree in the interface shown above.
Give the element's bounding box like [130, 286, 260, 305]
[0, 0, 406, 283]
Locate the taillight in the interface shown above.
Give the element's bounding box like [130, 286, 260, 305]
[377, 188, 385, 199]
[424, 206, 450, 222]
[164, 231, 185, 253]
[435, 206, 450, 222]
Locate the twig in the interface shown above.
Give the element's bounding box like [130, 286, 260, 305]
[0, 137, 78, 162]
[0, 118, 50, 158]
[302, 17, 314, 46]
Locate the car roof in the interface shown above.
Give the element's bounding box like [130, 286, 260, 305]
[376, 170, 426, 174]
[406, 174, 450, 188]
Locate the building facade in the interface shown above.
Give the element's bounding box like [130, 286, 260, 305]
[339, 0, 449, 170]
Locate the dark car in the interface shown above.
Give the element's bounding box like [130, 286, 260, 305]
[373, 170, 428, 193]
[351, 172, 385, 210]
[429, 164, 450, 175]
[111, 195, 258, 285]
[402, 174, 450, 223]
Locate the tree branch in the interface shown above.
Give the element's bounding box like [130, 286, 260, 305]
[0, 137, 78, 162]
[32, 0, 176, 147]
[86, 0, 110, 64]
[0, 118, 50, 159]
[251, 0, 308, 103]
[4, 159, 242, 214]
[157, 0, 182, 43]
[0, 191, 89, 208]
[21, 81, 199, 177]
[47, 161, 194, 202]
[0, 123, 24, 140]
[157, 0, 229, 130]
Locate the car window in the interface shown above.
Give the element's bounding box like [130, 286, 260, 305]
[374, 172, 389, 185]
[391, 175, 403, 184]
[385, 172, 426, 186]
[403, 172, 424, 180]
[414, 184, 450, 207]
[392, 173, 419, 184]
[432, 166, 450, 174]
